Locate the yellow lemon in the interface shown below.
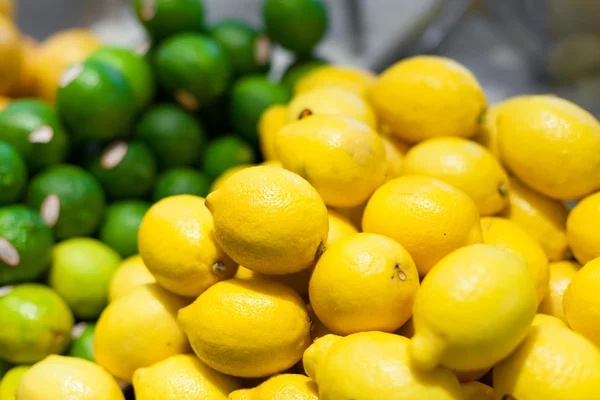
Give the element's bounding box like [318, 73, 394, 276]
[454, 368, 489, 384]
[295, 65, 375, 98]
[310, 332, 463, 400]
[302, 334, 341, 381]
[307, 305, 333, 342]
[108, 254, 156, 302]
[138, 195, 237, 297]
[0, 96, 10, 110]
[472, 102, 503, 159]
[0, 365, 29, 400]
[396, 317, 415, 339]
[258, 105, 287, 161]
[461, 382, 494, 400]
[0, 0, 14, 19]
[381, 134, 410, 179]
[206, 166, 328, 275]
[538, 260, 580, 321]
[94, 283, 191, 382]
[10, 36, 37, 97]
[132, 354, 242, 400]
[494, 324, 600, 400]
[403, 137, 509, 215]
[0, 15, 22, 96]
[564, 257, 600, 347]
[410, 244, 537, 372]
[287, 87, 377, 128]
[497, 95, 600, 199]
[210, 164, 253, 192]
[480, 217, 549, 303]
[261, 159, 282, 168]
[567, 191, 600, 264]
[235, 264, 313, 298]
[309, 233, 419, 335]
[369, 55, 486, 143]
[326, 209, 358, 245]
[229, 374, 318, 400]
[363, 175, 482, 276]
[498, 177, 569, 261]
[334, 201, 367, 230]
[178, 279, 311, 378]
[275, 115, 387, 208]
[16, 355, 124, 400]
[531, 313, 568, 328]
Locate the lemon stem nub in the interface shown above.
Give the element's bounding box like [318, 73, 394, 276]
[408, 333, 445, 371]
[498, 182, 509, 197]
[212, 261, 226, 275]
[315, 241, 326, 259]
[299, 109, 313, 119]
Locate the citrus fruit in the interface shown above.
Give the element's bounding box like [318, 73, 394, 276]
[67, 322, 96, 362]
[326, 209, 358, 245]
[403, 137, 509, 215]
[281, 58, 327, 92]
[133, 354, 242, 400]
[362, 175, 482, 277]
[0, 360, 10, 380]
[409, 244, 537, 372]
[99, 200, 150, 257]
[0, 141, 26, 206]
[0, 284, 74, 364]
[472, 100, 509, 158]
[275, 115, 386, 207]
[206, 166, 328, 275]
[0, 98, 10, 111]
[27, 164, 106, 240]
[133, 0, 205, 41]
[178, 278, 311, 377]
[295, 65, 375, 98]
[108, 255, 155, 302]
[0, 365, 29, 400]
[229, 374, 317, 400]
[538, 260, 580, 321]
[9, 35, 38, 98]
[202, 135, 256, 180]
[369, 55, 487, 143]
[209, 164, 252, 192]
[134, 103, 206, 169]
[461, 381, 494, 400]
[0, 0, 14, 19]
[302, 333, 340, 380]
[381, 134, 410, 180]
[0, 99, 69, 170]
[567, 191, 600, 264]
[258, 104, 287, 160]
[0, 205, 54, 285]
[531, 313, 568, 328]
[0, 15, 21, 96]
[152, 168, 210, 201]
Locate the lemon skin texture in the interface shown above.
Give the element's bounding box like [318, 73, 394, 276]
[295, 65, 375, 98]
[461, 381, 494, 400]
[229, 374, 318, 400]
[567, 191, 600, 264]
[564, 256, 600, 348]
[531, 313, 568, 328]
[108, 254, 156, 302]
[538, 260, 580, 321]
[258, 104, 287, 161]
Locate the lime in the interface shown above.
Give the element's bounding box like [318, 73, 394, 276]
[67, 322, 96, 362]
[281, 58, 327, 92]
[0, 100, 69, 170]
[229, 75, 290, 144]
[0, 360, 10, 380]
[0, 365, 29, 400]
[99, 200, 151, 257]
[87, 140, 157, 200]
[202, 135, 256, 180]
[0, 205, 54, 286]
[27, 165, 106, 240]
[0, 284, 74, 364]
[56, 60, 137, 141]
[210, 19, 270, 77]
[154, 33, 233, 111]
[49, 238, 122, 320]
[264, 0, 328, 55]
[133, 0, 205, 41]
[134, 103, 206, 168]
[152, 168, 210, 201]
[0, 141, 26, 206]
[88, 45, 155, 111]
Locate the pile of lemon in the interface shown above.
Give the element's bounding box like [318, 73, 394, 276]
[12, 55, 600, 399]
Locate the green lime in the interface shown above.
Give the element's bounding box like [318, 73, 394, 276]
[134, 103, 206, 169]
[0, 141, 27, 206]
[264, 0, 328, 55]
[229, 75, 290, 144]
[133, 0, 205, 41]
[56, 60, 137, 141]
[99, 200, 151, 257]
[0, 360, 10, 380]
[202, 135, 256, 180]
[281, 58, 327, 92]
[87, 141, 157, 200]
[49, 238, 122, 320]
[88, 46, 156, 111]
[27, 165, 106, 240]
[210, 20, 271, 77]
[154, 33, 233, 111]
[0, 206, 54, 286]
[0, 284, 74, 364]
[0, 100, 69, 170]
[0, 365, 30, 399]
[152, 168, 210, 202]
[67, 322, 96, 362]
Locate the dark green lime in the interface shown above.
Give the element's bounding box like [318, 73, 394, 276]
[99, 200, 151, 257]
[133, 0, 205, 41]
[203, 135, 256, 180]
[0, 141, 27, 206]
[281, 58, 328, 92]
[67, 322, 96, 362]
[153, 168, 210, 202]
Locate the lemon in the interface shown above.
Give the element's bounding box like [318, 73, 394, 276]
[302, 334, 340, 380]
[309, 233, 419, 335]
[235, 264, 313, 298]
[16, 355, 124, 400]
[287, 87, 377, 128]
[453, 368, 489, 384]
[494, 325, 600, 400]
[308, 332, 463, 400]
[0, 97, 10, 110]
[531, 313, 568, 328]
[381, 134, 410, 179]
[0, 0, 14, 19]
[138, 195, 237, 297]
[210, 164, 253, 192]
[403, 137, 509, 215]
[307, 305, 332, 341]
[564, 257, 600, 347]
[497, 95, 600, 199]
[369, 56, 486, 143]
[94, 283, 191, 382]
[461, 381, 494, 400]
[229, 374, 318, 400]
[258, 104, 287, 161]
[326, 209, 358, 245]
[567, 191, 600, 264]
[480, 217, 549, 303]
[498, 177, 569, 261]
[334, 201, 366, 230]
[410, 244, 537, 372]
[133, 354, 242, 400]
[206, 166, 328, 275]
[363, 175, 482, 276]
[275, 115, 387, 208]
[0, 365, 29, 400]
[108, 255, 156, 302]
[0, 15, 22, 96]
[178, 279, 311, 377]
[295, 65, 375, 98]
[538, 260, 580, 321]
